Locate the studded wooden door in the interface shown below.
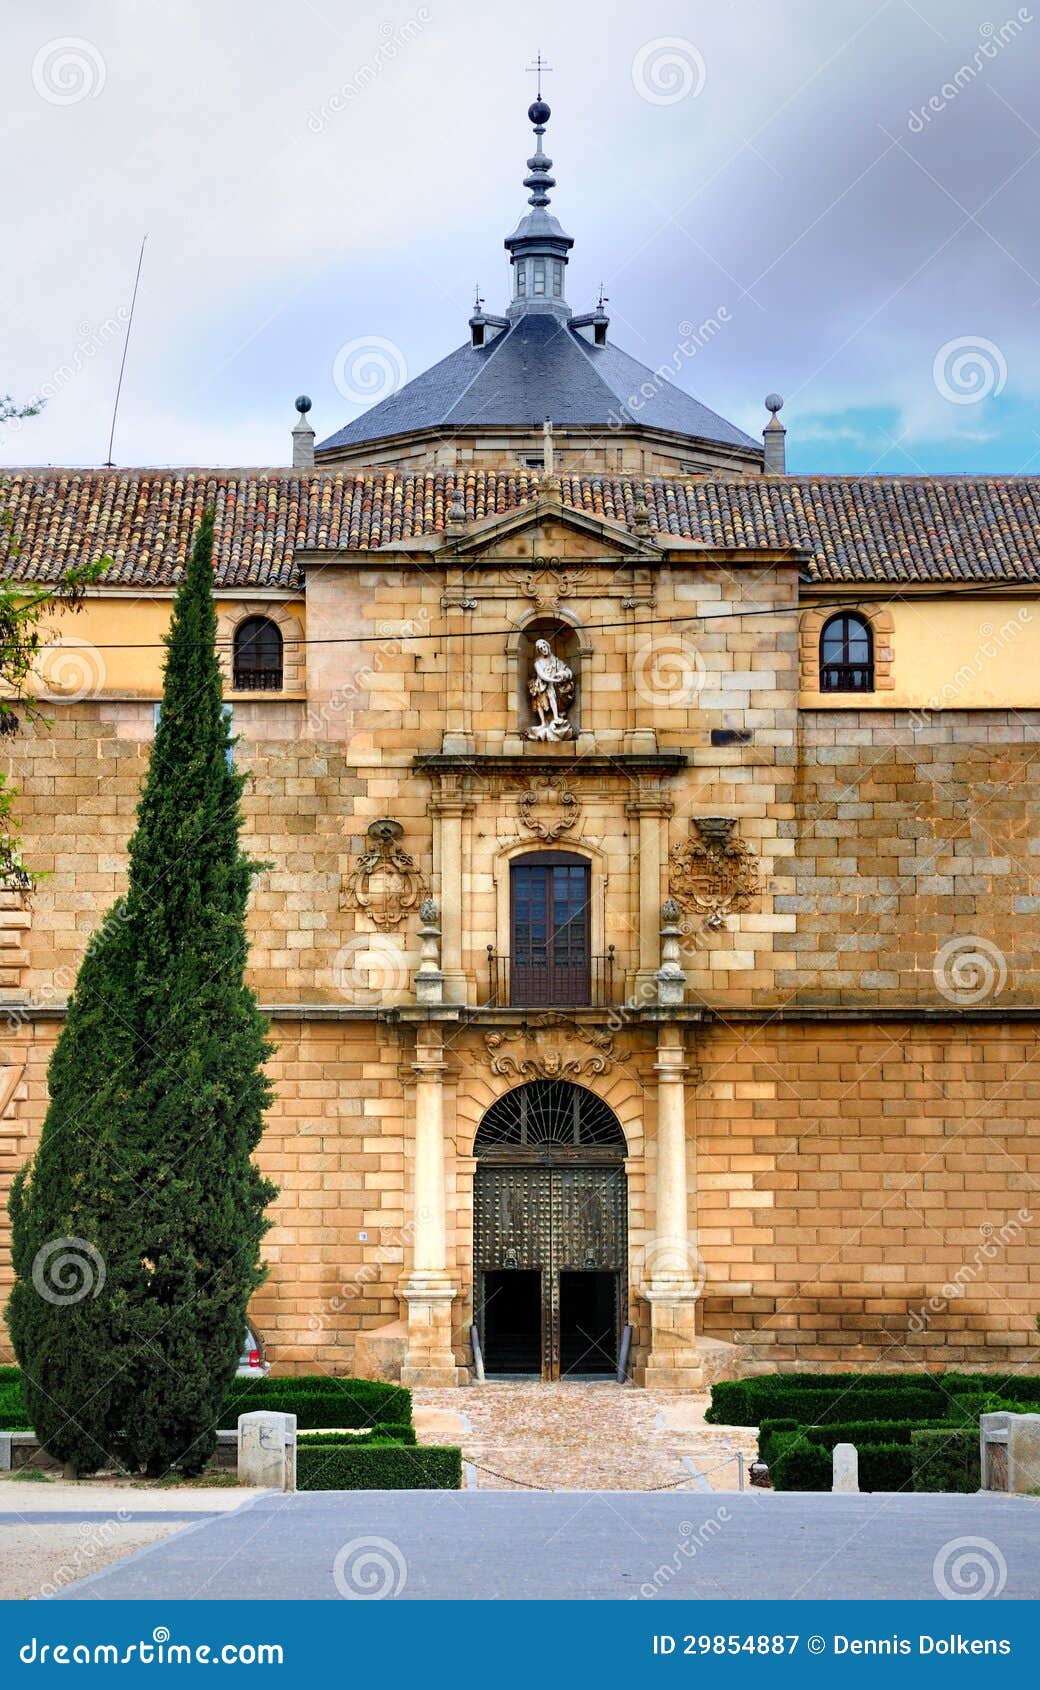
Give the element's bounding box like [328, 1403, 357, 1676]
[473, 1162, 627, 1379]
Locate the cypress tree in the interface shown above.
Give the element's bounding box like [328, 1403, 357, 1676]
[7, 509, 276, 1476]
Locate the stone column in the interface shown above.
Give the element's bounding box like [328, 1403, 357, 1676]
[627, 793, 673, 999]
[644, 1024, 704, 1389]
[430, 785, 471, 1004]
[400, 1025, 460, 1386]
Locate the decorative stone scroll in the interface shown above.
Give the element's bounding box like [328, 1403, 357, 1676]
[340, 819, 429, 931]
[510, 557, 589, 612]
[668, 817, 760, 932]
[483, 1013, 614, 1081]
[518, 774, 581, 842]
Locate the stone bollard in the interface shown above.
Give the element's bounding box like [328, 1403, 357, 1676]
[832, 1442, 859, 1493]
[981, 1411, 1040, 1493]
[237, 1411, 297, 1492]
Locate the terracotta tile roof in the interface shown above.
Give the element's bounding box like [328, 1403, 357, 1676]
[3, 468, 1040, 590]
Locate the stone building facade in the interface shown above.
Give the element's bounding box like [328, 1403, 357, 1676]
[1, 98, 1038, 1385]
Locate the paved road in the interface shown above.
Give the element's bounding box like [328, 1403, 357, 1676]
[62, 1491, 1040, 1600]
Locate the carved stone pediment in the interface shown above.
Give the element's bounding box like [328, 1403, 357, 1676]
[518, 775, 582, 842]
[668, 817, 760, 931]
[483, 1013, 614, 1081]
[340, 819, 429, 931]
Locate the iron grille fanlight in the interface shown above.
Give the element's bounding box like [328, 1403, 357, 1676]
[474, 1081, 626, 1152]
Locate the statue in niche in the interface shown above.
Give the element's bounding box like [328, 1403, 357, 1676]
[527, 638, 575, 742]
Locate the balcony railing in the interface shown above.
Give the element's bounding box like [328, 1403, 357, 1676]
[232, 666, 283, 692]
[483, 946, 617, 1009]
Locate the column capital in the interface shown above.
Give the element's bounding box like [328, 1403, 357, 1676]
[625, 794, 674, 819]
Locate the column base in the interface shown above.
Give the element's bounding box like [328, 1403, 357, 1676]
[644, 1285, 705, 1391]
[399, 1278, 463, 1387]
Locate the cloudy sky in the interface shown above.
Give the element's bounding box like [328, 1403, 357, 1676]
[3, 0, 1039, 474]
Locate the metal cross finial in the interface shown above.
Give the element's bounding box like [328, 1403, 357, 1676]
[526, 52, 553, 99]
[597, 283, 609, 310]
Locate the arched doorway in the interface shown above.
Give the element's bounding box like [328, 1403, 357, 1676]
[472, 1081, 628, 1380]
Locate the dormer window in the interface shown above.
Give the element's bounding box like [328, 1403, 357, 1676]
[533, 259, 546, 296]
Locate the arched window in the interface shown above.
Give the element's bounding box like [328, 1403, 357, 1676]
[819, 612, 873, 692]
[474, 1081, 627, 1155]
[233, 616, 283, 691]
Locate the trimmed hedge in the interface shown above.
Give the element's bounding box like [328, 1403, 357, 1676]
[764, 1419, 923, 1462]
[708, 1372, 1040, 1428]
[711, 1384, 943, 1427]
[296, 1443, 461, 1491]
[223, 1378, 412, 1430]
[771, 1436, 913, 1492]
[297, 1426, 418, 1447]
[911, 1428, 980, 1494]
[771, 1437, 831, 1491]
[757, 1418, 800, 1467]
[0, 1373, 414, 1439]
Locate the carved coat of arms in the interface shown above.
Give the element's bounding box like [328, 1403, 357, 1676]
[340, 819, 430, 931]
[483, 1013, 613, 1080]
[668, 817, 760, 931]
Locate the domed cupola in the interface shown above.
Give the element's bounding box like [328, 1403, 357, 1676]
[503, 97, 574, 319]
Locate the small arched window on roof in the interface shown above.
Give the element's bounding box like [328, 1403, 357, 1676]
[819, 612, 873, 693]
[233, 616, 283, 692]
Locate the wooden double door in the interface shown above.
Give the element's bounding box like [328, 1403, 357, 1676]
[473, 1159, 627, 1379]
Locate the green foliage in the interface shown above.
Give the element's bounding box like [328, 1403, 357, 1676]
[756, 1419, 799, 1466]
[6, 509, 277, 1477]
[911, 1428, 980, 1493]
[708, 1371, 1040, 1429]
[225, 1376, 411, 1424]
[296, 1426, 418, 1447]
[770, 1434, 913, 1492]
[770, 1437, 831, 1491]
[296, 1443, 461, 1491]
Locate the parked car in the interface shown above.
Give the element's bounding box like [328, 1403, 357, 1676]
[236, 1323, 269, 1379]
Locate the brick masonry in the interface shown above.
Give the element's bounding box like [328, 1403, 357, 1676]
[1, 511, 1039, 1375]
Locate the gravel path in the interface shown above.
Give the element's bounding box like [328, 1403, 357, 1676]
[0, 1477, 256, 1600]
[413, 1380, 757, 1491]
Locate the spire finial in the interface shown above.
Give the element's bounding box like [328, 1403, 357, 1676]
[526, 51, 552, 101]
[523, 54, 555, 207]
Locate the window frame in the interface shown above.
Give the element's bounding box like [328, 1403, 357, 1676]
[819, 611, 874, 693]
[232, 615, 284, 693]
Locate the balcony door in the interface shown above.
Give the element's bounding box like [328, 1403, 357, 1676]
[510, 852, 591, 1007]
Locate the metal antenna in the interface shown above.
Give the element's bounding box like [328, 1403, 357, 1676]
[104, 233, 147, 467]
